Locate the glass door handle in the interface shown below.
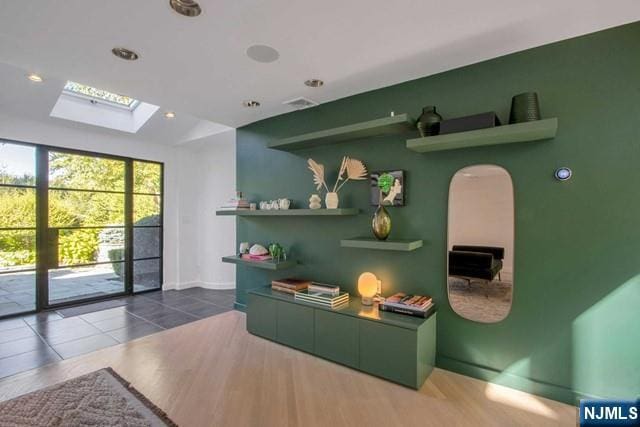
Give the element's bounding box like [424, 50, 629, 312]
[46, 228, 59, 269]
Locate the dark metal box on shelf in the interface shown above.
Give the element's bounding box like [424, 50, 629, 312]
[439, 112, 501, 135]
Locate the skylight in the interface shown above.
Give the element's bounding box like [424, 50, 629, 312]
[63, 81, 139, 110]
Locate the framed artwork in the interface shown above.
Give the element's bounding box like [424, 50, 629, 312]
[370, 170, 405, 206]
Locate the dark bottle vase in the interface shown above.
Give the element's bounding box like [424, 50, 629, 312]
[372, 204, 391, 241]
[416, 106, 442, 137]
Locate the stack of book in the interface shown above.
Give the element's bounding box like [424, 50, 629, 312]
[218, 197, 249, 210]
[271, 278, 310, 294]
[380, 293, 435, 318]
[294, 282, 349, 308]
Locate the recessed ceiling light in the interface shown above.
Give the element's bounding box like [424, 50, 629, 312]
[304, 79, 324, 88]
[243, 100, 260, 108]
[164, 111, 176, 119]
[27, 73, 43, 83]
[169, 0, 202, 17]
[246, 45, 280, 63]
[111, 47, 139, 61]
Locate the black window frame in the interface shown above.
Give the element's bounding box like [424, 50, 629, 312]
[0, 138, 164, 319]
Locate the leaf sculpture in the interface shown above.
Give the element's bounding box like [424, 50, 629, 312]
[335, 157, 368, 193]
[332, 157, 348, 192]
[307, 158, 329, 192]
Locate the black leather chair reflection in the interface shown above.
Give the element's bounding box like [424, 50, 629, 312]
[449, 245, 504, 289]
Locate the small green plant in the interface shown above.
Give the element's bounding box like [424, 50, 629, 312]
[377, 173, 394, 194]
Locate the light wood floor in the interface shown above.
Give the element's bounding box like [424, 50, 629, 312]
[0, 310, 576, 426]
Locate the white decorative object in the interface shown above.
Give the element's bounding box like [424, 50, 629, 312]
[270, 200, 280, 210]
[325, 192, 339, 209]
[239, 242, 250, 254]
[278, 198, 291, 209]
[307, 159, 329, 193]
[249, 244, 268, 255]
[309, 194, 321, 209]
[307, 157, 367, 209]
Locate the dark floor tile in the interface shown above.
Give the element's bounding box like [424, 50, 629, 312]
[148, 312, 198, 329]
[56, 299, 128, 318]
[0, 335, 50, 359]
[197, 292, 235, 307]
[51, 334, 119, 359]
[0, 317, 28, 332]
[122, 300, 166, 317]
[0, 347, 61, 379]
[0, 325, 36, 344]
[107, 322, 164, 343]
[21, 311, 64, 325]
[141, 291, 193, 304]
[90, 314, 147, 332]
[31, 317, 101, 345]
[130, 304, 183, 320]
[157, 296, 204, 309]
[79, 306, 129, 323]
[183, 303, 229, 319]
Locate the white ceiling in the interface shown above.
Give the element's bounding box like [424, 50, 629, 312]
[0, 1, 639, 130]
[0, 61, 230, 145]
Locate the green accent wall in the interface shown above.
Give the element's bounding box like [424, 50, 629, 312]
[235, 22, 640, 404]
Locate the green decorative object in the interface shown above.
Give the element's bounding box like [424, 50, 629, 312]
[268, 243, 286, 261]
[372, 204, 392, 240]
[509, 92, 541, 124]
[372, 174, 393, 240]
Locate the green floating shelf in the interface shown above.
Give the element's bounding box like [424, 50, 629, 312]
[406, 118, 558, 153]
[221, 256, 297, 271]
[269, 113, 416, 151]
[216, 209, 359, 216]
[341, 237, 423, 251]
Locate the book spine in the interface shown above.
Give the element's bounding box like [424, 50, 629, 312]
[380, 304, 435, 318]
[307, 285, 339, 294]
[271, 285, 296, 294]
[382, 300, 432, 310]
[271, 282, 309, 290]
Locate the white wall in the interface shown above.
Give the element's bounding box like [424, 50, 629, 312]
[448, 169, 514, 280]
[0, 112, 236, 290]
[189, 130, 237, 289]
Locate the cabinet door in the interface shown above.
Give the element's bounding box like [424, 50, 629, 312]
[359, 320, 417, 388]
[315, 309, 359, 368]
[246, 294, 277, 340]
[276, 301, 314, 353]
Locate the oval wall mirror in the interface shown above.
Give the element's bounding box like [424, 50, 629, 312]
[447, 165, 514, 323]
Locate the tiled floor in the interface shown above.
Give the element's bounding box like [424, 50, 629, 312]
[0, 287, 235, 379]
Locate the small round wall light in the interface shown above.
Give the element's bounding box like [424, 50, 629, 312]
[554, 167, 572, 181]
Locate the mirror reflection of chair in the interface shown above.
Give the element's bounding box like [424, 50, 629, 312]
[447, 165, 514, 323]
[448, 245, 504, 297]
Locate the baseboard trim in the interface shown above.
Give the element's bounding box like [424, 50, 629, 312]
[437, 355, 600, 405]
[176, 281, 235, 291]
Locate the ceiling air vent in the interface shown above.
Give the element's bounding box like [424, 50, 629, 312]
[283, 97, 318, 110]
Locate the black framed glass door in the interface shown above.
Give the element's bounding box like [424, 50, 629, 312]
[0, 142, 37, 317]
[45, 150, 128, 306]
[0, 139, 163, 318]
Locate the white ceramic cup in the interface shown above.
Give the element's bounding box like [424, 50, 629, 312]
[278, 198, 291, 210]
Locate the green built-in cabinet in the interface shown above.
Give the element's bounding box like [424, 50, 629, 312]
[247, 287, 436, 389]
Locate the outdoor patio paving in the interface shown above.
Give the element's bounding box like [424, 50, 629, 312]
[0, 267, 158, 317]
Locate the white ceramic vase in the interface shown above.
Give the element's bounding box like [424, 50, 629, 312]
[325, 192, 339, 209]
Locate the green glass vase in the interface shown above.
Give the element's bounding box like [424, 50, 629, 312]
[372, 204, 391, 240]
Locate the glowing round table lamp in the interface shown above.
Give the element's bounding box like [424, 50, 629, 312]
[358, 272, 379, 306]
